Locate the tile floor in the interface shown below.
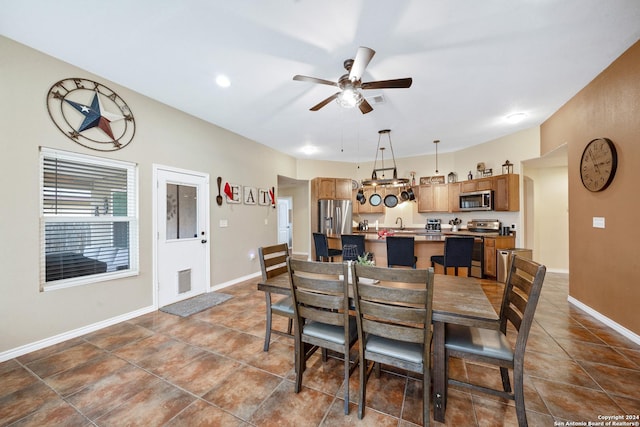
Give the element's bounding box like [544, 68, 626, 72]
[1, 272, 639, 426]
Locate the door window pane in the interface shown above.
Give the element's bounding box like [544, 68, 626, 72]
[166, 184, 198, 239]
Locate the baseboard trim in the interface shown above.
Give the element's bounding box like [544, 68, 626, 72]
[568, 296, 640, 345]
[210, 271, 261, 292]
[0, 305, 156, 363]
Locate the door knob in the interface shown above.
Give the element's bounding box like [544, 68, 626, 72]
[201, 239, 208, 244]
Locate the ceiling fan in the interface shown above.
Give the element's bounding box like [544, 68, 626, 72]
[293, 46, 412, 114]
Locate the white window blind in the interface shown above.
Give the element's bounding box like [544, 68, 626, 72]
[40, 148, 138, 291]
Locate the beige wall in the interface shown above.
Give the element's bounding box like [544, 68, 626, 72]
[0, 36, 297, 354]
[541, 40, 640, 335]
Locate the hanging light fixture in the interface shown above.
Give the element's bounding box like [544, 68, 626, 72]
[434, 139, 440, 174]
[361, 129, 410, 187]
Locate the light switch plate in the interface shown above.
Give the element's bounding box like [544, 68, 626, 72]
[592, 217, 605, 228]
[219, 219, 228, 227]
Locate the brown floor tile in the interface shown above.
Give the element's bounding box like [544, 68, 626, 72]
[0, 381, 61, 427]
[321, 400, 398, 426]
[44, 353, 129, 397]
[250, 380, 334, 427]
[15, 337, 86, 365]
[82, 321, 153, 351]
[93, 378, 194, 426]
[162, 352, 240, 396]
[532, 377, 622, 421]
[555, 337, 639, 369]
[0, 365, 39, 399]
[245, 339, 295, 377]
[136, 338, 208, 377]
[25, 342, 105, 379]
[165, 399, 249, 426]
[524, 351, 600, 389]
[202, 364, 283, 421]
[7, 399, 89, 427]
[578, 360, 640, 400]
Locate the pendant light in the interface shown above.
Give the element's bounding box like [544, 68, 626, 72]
[361, 129, 409, 187]
[434, 139, 440, 174]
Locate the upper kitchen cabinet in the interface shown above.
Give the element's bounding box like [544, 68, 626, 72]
[418, 183, 449, 212]
[494, 174, 519, 211]
[448, 182, 461, 212]
[460, 177, 493, 193]
[313, 177, 352, 200]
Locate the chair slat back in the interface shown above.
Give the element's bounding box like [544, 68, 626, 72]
[259, 243, 289, 280]
[352, 264, 434, 345]
[500, 255, 546, 356]
[287, 258, 350, 328]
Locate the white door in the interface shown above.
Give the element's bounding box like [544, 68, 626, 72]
[155, 167, 210, 307]
[277, 197, 291, 247]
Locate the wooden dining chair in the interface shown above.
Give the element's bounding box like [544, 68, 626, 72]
[258, 243, 293, 351]
[444, 255, 546, 427]
[287, 258, 358, 415]
[351, 263, 434, 424]
[430, 236, 475, 276]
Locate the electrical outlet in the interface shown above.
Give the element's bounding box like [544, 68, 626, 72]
[219, 219, 228, 227]
[593, 217, 605, 228]
[264, 218, 268, 225]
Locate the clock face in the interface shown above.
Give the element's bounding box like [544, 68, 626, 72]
[580, 138, 617, 192]
[46, 78, 135, 151]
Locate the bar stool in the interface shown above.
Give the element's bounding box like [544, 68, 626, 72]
[313, 232, 342, 262]
[340, 234, 367, 261]
[386, 236, 417, 268]
[430, 236, 475, 275]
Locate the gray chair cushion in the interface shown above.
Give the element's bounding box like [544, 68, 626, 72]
[365, 335, 423, 365]
[303, 317, 357, 345]
[271, 296, 294, 315]
[445, 324, 514, 361]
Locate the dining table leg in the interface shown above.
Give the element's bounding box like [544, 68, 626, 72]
[433, 320, 446, 422]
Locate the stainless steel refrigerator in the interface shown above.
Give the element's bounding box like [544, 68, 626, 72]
[318, 200, 353, 235]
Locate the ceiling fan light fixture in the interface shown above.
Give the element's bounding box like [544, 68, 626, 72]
[336, 87, 362, 108]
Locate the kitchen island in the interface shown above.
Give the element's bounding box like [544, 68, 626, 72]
[327, 231, 447, 270]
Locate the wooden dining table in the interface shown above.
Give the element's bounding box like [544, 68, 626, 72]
[257, 271, 499, 423]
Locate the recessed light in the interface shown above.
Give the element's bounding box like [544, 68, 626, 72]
[215, 75, 231, 88]
[505, 112, 526, 124]
[300, 145, 317, 155]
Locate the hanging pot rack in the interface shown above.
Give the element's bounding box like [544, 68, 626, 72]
[361, 129, 410, 187]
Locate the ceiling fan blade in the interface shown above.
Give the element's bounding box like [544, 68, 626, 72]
[349, 46, 375, 81]
[361, 78, 413, 89]
[358, 98, 373, 114]
[310, 92, 340, 111]
[293, 75, 338, 87]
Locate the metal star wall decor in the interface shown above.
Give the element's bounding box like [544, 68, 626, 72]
[46, 78, 135, 151]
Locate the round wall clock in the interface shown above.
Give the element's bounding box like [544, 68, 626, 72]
[46, 78, 135, 151]
[580, 137, 617, 192]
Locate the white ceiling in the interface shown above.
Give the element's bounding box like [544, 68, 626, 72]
[2, 0, 640, 163]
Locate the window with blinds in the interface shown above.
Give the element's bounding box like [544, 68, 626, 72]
[40, 148, 138, 291]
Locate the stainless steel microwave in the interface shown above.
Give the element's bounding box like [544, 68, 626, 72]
[459, 190, 493, 211]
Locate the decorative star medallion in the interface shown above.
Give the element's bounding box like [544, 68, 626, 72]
[47, 78, 135, 151]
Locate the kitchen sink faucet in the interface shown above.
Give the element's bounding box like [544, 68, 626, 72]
[396, 217, 404, 229]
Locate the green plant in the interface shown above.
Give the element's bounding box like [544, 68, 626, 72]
[356, 252, 375, 266]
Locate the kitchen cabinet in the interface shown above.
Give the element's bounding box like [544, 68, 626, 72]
[448, 182, 461, 212]
[483, 235, 515, 277]
[493, 174, 519, 211]
[313, 177, 352, 200]
[461, 177, 493, 193]
[418, 184, 449, 212]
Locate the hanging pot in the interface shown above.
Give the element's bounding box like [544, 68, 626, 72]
[384, 193, 398, 208]
[369, 193, 382, 207]
[400, 188, 409, 201]
[356, 189, 366, 205]
[406, 187, 416, 201]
